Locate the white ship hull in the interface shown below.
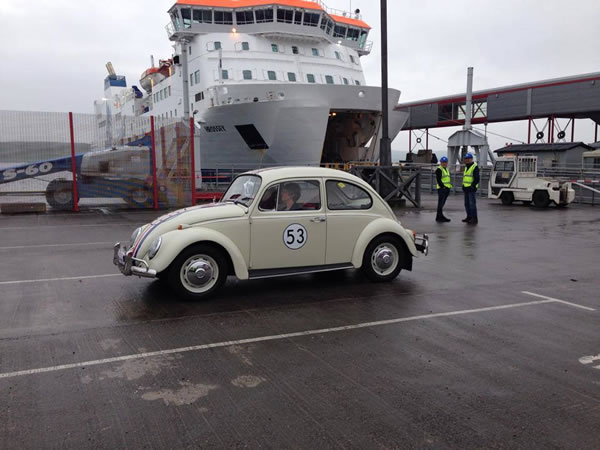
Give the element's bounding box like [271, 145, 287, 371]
[194, 83, 408, 170]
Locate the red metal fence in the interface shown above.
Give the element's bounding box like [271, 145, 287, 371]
[0, 110, 197, 212]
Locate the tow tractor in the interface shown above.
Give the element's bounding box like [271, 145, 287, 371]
[0, 144, 154, 210]
[488, 155, 575, 207]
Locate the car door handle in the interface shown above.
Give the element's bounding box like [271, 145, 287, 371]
[310, 217, 326, 223]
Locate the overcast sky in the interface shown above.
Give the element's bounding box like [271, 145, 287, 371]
[1, 0, 599, 152]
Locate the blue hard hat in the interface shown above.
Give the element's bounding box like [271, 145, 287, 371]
[440, 156, 448, 162]
[465, 152, 474, 159]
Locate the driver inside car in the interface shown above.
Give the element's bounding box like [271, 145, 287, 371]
[278, 183, 302, 211]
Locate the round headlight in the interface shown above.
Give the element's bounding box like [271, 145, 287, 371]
[130, 227, 142, 245]
[148, 236, 162, 260]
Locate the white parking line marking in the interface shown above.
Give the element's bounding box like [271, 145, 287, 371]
[0, 242, 114, 251]
[521, 291, 596, 311]
[0, 274, 121, 286]
[0, 298, 585, 380]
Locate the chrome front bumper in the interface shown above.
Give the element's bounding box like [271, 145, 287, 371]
[414, 234, 429, 256]
[113, 243, 157, 278]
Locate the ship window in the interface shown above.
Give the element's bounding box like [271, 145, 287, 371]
[277, 8, 294, 23]
[194, 71, 200, 84]
[355, 80, 361, 85]
[214, 41, 222, 50]
[195, 92, 202, 101]
[303, 12, 320, 27]
[311, 48, 319, 56]
[190, 74, 194, 86]
[175, 109, 177, 116]
[241, 41, 250, 51]
[292, 46, 299, 54]
[333, 25, 347, 38]
[349, 55, 355, 64]
[181, 8, 192, 28]
[346, 27, 360, 41]
[343, 78, 349, 85]
[214, 10, 233, 25]
[267, 71, 277, 81]
[168, 86, 172, 96]
[335, 51, 341, 60]
[243, 70, 252, 80]
[307, 74, 316, 83]
[222, 70, 229, 80]
[271, 43, 279, 53]
[193, 9, 212, 24]
[294, 10, 303, 25]
[236, 10, 254, 25]
[325, 75, 334, 84]
[359, 30, 368, 47]
[319, 15, 327, 30]
[288, 72, 296, 82]
[255, 8, 274, 23]
[325, 19, 333, 34]
[188, 45, 192, 55]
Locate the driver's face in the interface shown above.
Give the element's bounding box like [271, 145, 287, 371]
[281, 189, 292, 201]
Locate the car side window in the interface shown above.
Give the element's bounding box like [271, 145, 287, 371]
[326, 180, 373, 210]
[258, 185, 279, 211]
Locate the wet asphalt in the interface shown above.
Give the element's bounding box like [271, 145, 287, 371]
[0, 194, 599, 448]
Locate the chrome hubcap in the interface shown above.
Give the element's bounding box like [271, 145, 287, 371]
[371, 244, 399, 276]
[185, 260, 213, 287]
[180, 255, 219, 293]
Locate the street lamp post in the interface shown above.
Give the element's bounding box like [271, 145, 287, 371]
[379, 0, 391, 168]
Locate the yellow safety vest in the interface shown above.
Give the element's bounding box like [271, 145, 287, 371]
[437, 166, 452, 189]
[463, 163, 479, 189]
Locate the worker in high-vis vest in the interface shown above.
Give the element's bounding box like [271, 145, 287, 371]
[462, 153, 480, 225]
[435, 156, 452, 222]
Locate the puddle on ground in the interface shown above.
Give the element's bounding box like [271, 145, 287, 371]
[99, 355, 181, 381]
[231, 375, 266, 388]
[141, 382, 218, 406]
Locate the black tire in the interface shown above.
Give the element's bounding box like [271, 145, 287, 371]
[500, 191, 514, 206]
[532, 190, 551, 208]
[45, 179, 75, 210]
[125, 183, 153, 208]
[168, 244, 228, 300]
[361, 235, 404, 282]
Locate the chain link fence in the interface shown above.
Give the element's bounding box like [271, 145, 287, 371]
[0, 110, 195, 212]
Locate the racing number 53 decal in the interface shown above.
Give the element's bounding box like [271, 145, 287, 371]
[283, 224, 307, 250]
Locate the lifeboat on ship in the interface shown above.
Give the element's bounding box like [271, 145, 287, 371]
[140, 59, 173, 93]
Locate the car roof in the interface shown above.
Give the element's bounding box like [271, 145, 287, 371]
[246, 166, 368, 185]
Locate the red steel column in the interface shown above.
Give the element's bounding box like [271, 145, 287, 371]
[189, 117, 196, 205]
[550, 116, 555, 143]
[426, 129, 429, 150]
[527, 118, 532, 144]
[150, 116, 158, 210]
[596, 124, 598, 142]
[408, 131, 412, 153]
[68, 112, 79, 212]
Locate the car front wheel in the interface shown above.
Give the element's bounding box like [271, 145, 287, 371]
[362, 236, 403, 282]
[168, 244, 228, 300]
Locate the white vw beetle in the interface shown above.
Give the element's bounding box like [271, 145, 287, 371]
[113, 167, 428, 300]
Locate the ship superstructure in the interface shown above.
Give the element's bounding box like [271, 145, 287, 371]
[94, 0, 408, 169]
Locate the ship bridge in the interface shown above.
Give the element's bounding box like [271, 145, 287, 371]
[167, 0, 373, 56]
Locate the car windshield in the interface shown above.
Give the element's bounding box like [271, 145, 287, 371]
[222, 175, 262, 207]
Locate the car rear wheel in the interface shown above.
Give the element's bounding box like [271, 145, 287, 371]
[533, 190, 550, 208]
[362, 236, 403, 282]
[500, 191, 514, 205]
[168, 244, 228, 300]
